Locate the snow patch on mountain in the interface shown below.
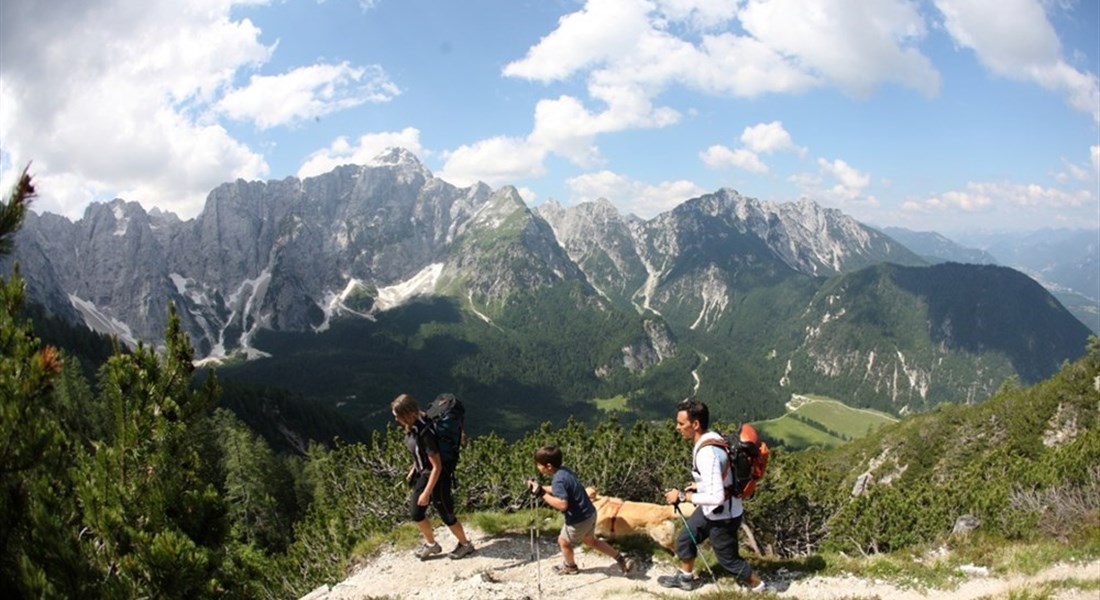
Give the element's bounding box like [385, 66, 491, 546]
[210, 269, 275, 360]
[170, 273, 213, 307]
[689, 266, 730, 330]
[69, 294, 138, 348]
[112, 203, 130, 237]
[634, 253, 666, 316]
[375, 263, 443, 311]
[315, 279, 376, 332]
[466, 290, 493, 324]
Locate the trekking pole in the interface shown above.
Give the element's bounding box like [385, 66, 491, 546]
[673, 502, 725, 593]
[529, 485, 542, 600]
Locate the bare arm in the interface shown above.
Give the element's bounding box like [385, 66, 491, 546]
[540, 486, 568, 512]
[527, 480, 568, 512]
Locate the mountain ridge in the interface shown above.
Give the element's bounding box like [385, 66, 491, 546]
[1, 149, 1091, 433]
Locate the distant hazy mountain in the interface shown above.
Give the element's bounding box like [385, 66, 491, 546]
[957, 229, 1099, 303]
[881, 226, 1099, 333]
[879, 227, 998, 265]
[3, 149, 1091, 437]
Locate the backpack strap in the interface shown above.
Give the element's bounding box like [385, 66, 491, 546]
[693, 438, 734, 502]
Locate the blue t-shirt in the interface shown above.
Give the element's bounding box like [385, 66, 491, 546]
[551, 467, 596, 525]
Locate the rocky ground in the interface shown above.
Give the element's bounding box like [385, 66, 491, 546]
[300, 526, 1100, 600]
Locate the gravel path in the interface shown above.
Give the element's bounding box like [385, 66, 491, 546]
[300, 526, 1100, 600]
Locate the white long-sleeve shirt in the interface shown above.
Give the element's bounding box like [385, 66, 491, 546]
[691, 431, 743, 521]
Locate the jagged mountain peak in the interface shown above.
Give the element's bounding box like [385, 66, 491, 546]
[464, 186, 527, 229]
[367, 146, 432, 178]
[673, 187, 746, 216]
[536, 197, 626, 240]
[683, 191, 921, 275]
[77, 197, 159, 242]
[83, 197, 147, 221]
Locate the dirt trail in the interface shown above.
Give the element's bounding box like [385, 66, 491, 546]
[300, 526, 1100, 600]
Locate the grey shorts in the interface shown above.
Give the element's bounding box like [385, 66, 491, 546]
[560, 513, 596, 545]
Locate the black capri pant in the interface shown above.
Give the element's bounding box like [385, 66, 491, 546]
[409, 463, 458, 526]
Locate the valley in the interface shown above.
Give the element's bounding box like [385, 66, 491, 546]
[756, 394, 898, 449]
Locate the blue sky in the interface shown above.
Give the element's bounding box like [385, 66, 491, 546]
[1, 0, 1097, 234]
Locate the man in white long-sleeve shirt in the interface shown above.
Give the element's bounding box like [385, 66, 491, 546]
[658, 398, 766, 593]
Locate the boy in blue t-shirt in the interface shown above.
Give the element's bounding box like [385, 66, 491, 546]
[527, 445, 633, 575]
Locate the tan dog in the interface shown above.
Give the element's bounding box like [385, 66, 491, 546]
[586, 487, 695, 551]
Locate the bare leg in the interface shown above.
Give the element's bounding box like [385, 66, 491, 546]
[582, 534, 620, 559]
[416, 519, 436, 545]
[447, 520, 469, 545]
[558, 536, 576, 565]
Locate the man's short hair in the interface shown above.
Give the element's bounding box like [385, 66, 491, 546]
[534, 445, 563, 468]
[676, 397, 709, 431]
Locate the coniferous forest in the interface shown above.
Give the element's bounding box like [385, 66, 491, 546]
[3, 172, 1099, 599]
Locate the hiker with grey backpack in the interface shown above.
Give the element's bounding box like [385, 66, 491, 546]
[391, 393, 475, 560]
[659, 397, 768, 593]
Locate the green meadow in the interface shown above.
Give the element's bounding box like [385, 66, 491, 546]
[756, 394, 898, 449]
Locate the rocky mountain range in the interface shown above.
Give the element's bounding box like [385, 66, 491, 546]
[3, 148, 1092, 430]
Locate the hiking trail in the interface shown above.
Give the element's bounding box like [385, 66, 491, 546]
[299, 526, 1099, 600]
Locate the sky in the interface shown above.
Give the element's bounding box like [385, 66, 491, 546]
[1, 0, 1098, 235]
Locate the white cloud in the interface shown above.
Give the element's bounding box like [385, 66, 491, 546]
[739, 0, 940, 97]
[565, 170, 706, 218]
[0, 0, 382, 220]
[935, 190, 994, 212]
[218, 63, 399, 129]
[687, 32, 821, 96]
[515, 187, 538, 204]
[789, 158, 876, 211]
[934, 0, 1100, 122]
[438, 137, 549, 188]
[297, 128, 424, 179]
[654, 0, 738, 30]
[505, 0, 936, 99]
[490, 0, 941, 193]
[700, 121, 804, 175]
[700, 145, 768, 173]
[904, 181, 1093, 215]
[528, 97, 603, 168]
[740, 121, 804, 156]
[819, 158, 871, 193]
[1092, 146, 1100, 172]
[502, 0, 652, 83]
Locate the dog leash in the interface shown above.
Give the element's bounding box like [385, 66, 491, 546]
[605, 497, 625, 535]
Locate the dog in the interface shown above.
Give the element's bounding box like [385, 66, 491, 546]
[586, 487, 695, 551]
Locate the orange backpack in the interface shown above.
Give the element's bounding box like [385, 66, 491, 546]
[695, 423, 770, 499]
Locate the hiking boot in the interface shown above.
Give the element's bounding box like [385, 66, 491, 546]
[657, 571, 698, 591]
[414, 541, 441, 560]
[615, 553, 634, 574]
[750, 580, 770, 594]
[448, 541, 475, 560]
[553, 563, 579, 575]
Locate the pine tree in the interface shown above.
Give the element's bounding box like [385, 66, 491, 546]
[73, 304, 226, 598]
[0, 169, 75, 596]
